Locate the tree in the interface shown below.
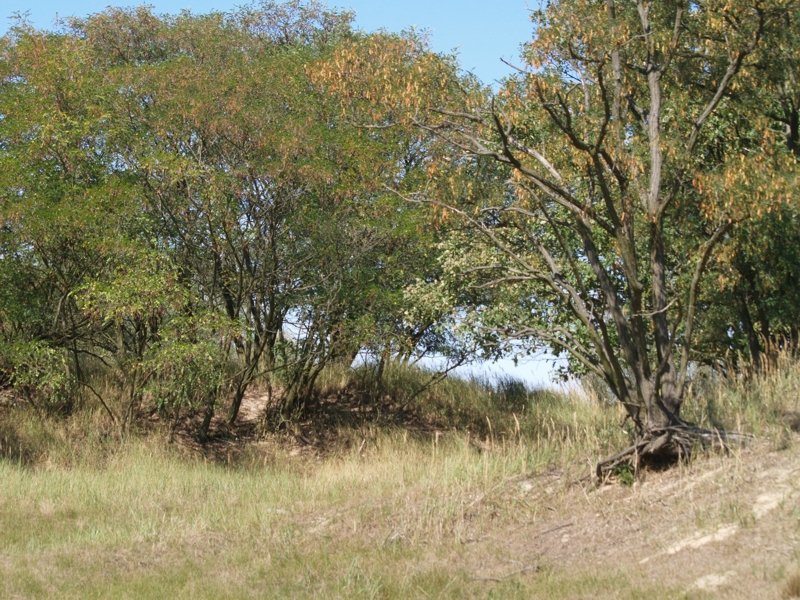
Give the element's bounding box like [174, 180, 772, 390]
[321, 0, 797, 467]
[0, 3, 449, 432]
[0, 20, 156, 421]
[692, 6, 800, 371]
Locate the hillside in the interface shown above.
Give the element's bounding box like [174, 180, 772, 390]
[1, 377, 798, 599]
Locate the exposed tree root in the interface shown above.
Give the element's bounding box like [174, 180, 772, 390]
[595, 425, 754, 484]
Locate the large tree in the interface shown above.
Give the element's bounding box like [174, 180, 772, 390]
[0, 2, 449, 431]
[447, 0, 796, 461]
[321, 0, 798, 466]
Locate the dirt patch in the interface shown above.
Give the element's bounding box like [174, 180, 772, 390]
[455, 438, 800, 598]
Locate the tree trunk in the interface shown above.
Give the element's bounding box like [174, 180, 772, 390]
[228, 381, 248, 425]
[199, 399, 215, 442]
[738, 292, 763, 372]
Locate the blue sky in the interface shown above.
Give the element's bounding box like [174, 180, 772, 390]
[1, 0, 538, 86]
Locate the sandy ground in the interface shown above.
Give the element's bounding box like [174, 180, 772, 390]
[458, 438, 800, 598]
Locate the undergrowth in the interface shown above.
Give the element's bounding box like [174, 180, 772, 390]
[2, 352, 799, 469]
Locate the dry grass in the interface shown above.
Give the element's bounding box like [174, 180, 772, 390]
[1, 356, 799, 598]
[785, 573, 800, 599]
[0, 429, 686, 599]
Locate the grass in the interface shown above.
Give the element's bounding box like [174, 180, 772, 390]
[1, 355, 799, 597]
[785, 572, 800, 599]
[318, 359, 630, 458]
[683, 352, 800, 437]
[0, 436, 682, 599]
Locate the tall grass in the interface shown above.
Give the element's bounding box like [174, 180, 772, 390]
[0, 419, 671, 599]
[684, 350, 800, 440]
[315, 360, 629, 458]
[1, 355, 799, 597]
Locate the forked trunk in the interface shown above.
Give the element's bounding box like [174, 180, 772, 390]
[642, 371, 683, 432]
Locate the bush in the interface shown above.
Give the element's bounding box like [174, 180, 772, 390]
[142, 313, 234, 430]
[1, 340, 73, 415]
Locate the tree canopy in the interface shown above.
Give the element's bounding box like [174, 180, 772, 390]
[1, 0, 799, 462]
[0, 1, 461, 431]
[318, 0, 800, 461]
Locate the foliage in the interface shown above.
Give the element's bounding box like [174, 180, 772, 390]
[2, 0, 800, 451]
[320, 0, 800, 439]
[0, 2, 456, 430]
[0, 340, 72, 414]
[692, 7, 800, 368]
[143, 313, 234, 434]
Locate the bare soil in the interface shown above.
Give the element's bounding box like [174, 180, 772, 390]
[457, 439, 800, 598]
